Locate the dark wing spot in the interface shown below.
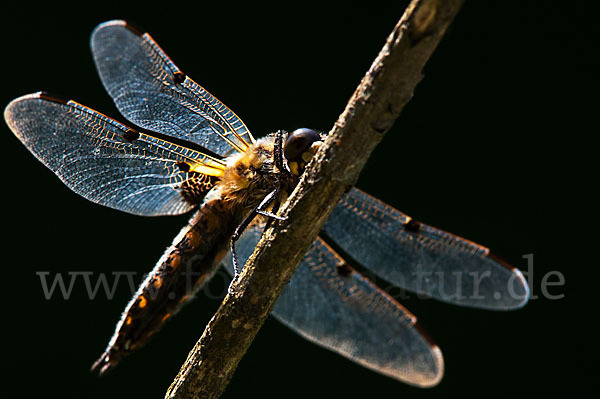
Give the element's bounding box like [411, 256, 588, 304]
[336, 262, 353, 277]
[39, 92, 69, 105]
[488, 253, 516, 271]
[403, 218, 422, 233]
[123, 21, 145, 36]
[176, 162, 191, 172]
[412, 321, 438, 346]
[123, 129, 140, 143]
[173, 71, 186, 84]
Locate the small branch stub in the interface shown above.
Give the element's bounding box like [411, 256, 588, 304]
[165, 1, 465, 398]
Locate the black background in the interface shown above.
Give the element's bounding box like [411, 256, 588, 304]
[0, 1, 588, 398]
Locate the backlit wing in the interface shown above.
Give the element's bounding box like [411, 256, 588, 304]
[322, 188, 530, 310]
[5, 93, 225, 216]
[91, 20, 254, 157]
[223, 224, 443, 387]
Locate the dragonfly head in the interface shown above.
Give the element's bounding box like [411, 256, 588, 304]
[283, 128, 323, 176]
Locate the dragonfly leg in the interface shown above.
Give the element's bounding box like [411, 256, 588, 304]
[229, 187, 282, 293]
[256, 209, 286, 220]
[229, 131, 291, 293]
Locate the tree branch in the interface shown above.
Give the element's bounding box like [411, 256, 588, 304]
[165, 1, 464, 398]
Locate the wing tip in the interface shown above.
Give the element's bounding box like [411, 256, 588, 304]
[7, 91, 71, 106]
[93, 19, 125, 34]
[409, 323, 444, 388]
[377, 341, 444, 388]
[488, 252, 530, 310]
[6, 91, 42, 108]
[419, 344, 445, 388]
[92, 20, 146, 40]
[5, 92, 67, 137]
[508, 267, 530, 309]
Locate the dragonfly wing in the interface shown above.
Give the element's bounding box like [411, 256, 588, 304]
[5, 93, 225, 216]
[91, 20, 254, 157]
[222, 224, 443, 387]
[322, 188, 530, 310]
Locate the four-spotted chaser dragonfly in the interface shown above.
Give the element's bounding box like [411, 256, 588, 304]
[4, 20, 529, 388]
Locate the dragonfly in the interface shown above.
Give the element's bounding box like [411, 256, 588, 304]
[4, 20, 529, 388]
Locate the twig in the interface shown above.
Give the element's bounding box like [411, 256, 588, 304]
[165, 1, 464, 397]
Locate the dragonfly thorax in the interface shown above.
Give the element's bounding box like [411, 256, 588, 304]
[207, 128, 322, 208]
[209, 135, 285, 208]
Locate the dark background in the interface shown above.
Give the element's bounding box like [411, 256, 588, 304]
[0, 1, 588, 398]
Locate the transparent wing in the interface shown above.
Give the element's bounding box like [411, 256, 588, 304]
[5, 93, 225, 216]
[91, 20, 254, 157]
[322, 188, 530, 310]
[222, 224, 443, 387]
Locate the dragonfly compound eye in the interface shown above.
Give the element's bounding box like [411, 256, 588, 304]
[283, 128, 322, 163]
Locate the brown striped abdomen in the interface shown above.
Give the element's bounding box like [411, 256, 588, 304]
[92, 198, 244, 374]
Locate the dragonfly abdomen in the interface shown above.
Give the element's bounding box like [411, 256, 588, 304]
[92, 198, 244, 375]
